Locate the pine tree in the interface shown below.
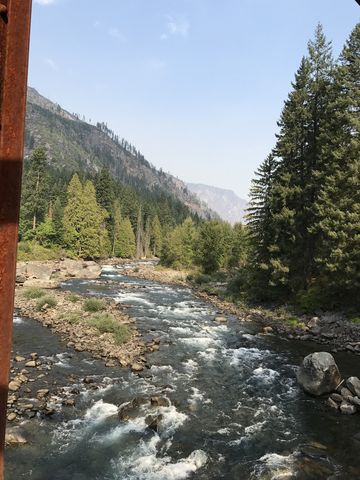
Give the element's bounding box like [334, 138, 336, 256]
[112, 201, 122, 257]
[247, 153, 280, 297]
[144, 216, 151, 257]
[229, 223, 248, 269]
[150, 215, 163, 257]
[161, 218, 196, 269]
[247, 25, 334, 299]
[312, 23, 360, 306]
[63, 175, 109, 257]
[196, 220, 227, 274]
[117, 217, 136, 258]
[20, 147, 50, 235]
[136, 206, 144, 259]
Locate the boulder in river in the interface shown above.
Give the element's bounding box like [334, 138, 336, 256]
[5, 427, 27, 446]
[346, 377, 360, 397]
[297, 352, 341, 396]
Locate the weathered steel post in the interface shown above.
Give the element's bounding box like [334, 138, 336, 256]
[0, 1, 32, 477]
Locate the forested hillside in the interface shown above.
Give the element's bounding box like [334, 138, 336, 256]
[25, 87, 213, 219]
[19, 146, 197, 260]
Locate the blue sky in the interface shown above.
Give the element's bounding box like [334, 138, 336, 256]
[29, 0, 359, 199]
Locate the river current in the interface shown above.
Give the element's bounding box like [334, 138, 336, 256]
[5, 264, 360, 479]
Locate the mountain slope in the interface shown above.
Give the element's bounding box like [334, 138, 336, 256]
[25, 87, 214, 219]
[186, 183, 247, 224]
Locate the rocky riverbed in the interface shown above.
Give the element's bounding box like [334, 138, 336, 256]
[6, 264, 360, 479]
[6, 262, 162, 443]
[120, 261, 360, 355]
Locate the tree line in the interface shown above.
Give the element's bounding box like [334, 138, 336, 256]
[19, 147, 192, 259]
[247, 23, 359, 310]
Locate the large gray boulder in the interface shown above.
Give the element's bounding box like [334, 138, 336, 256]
[297, 352, 341, 396]
[346, 377, 360, 397]
[26, 263, 53, 281]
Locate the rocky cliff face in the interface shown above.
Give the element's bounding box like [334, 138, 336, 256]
[25, 87, 214, 219]
[186, 183, 247, 224]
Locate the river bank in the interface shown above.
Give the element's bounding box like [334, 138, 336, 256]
[7, 263, 360, 479]
[122, 261, 360, 355]
[6, 260, 157, 438]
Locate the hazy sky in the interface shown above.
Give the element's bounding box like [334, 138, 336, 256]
[29, 0, 359, 199]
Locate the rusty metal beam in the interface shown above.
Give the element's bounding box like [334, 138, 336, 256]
[0, 1, 32, 478]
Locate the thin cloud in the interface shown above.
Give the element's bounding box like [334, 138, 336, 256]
[161, 15, 190, 40]
[108, 28, 126, 42]
[44, 58, 58, 71]
[35, 0, 57, 5]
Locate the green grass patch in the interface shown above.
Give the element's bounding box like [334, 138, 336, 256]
[285, 317, 306, 329]
[351, 317, 360, 325]
[65, 293, 81, 303]
[83, 298, 106, 312]
[87, 313, 130, 345]
[36, 295, 57, 311]
[23, 287, 46, 299]
[64, 312, 83, 324]
[17, 241, 62, 261]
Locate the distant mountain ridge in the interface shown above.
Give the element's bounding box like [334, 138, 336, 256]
[25, 87, 215, 219]
[186, 183, 247, 224]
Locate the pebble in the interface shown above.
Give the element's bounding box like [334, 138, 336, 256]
[340, 402, 356, 415]
[25, 360, 36, 368]
[8, 381, 20, 392]
[14, 356, 25, 362]
[131, 363, 144, 372]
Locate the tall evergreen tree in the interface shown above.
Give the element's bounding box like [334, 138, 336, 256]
[117, 217, 136, 258]
[63, 175, 109, 257]
[20, 147, 50, 235]
[150, 215, 163, 257]
[312, 23, 360, 306]
[196, 220, 227, 274]
[136, 206, 144, 259]
[161, 218, 196, 269]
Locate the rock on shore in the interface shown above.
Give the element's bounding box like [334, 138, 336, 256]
[297, 352, 341, 396]
[17, 259, 102, 288]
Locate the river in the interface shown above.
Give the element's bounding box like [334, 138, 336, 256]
[5, 265, 360, 479]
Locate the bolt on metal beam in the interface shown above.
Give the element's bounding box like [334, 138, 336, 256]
[0, 1, 32, 478]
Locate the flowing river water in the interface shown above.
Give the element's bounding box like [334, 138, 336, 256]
[5, 265, 360, 479]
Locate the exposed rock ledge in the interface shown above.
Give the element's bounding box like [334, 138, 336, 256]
[16, 259, 102, 288]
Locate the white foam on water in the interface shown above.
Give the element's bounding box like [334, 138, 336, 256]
[217, 427, 231, 435]
[182, 359, 198, 373]
[251, 452, 295, 480]
[244, 420, 267, 435]
[150, 364, 174, 374]
[157, 404, 188, 436]
[181, 336, 219, 349]
[252, 367, 279, 384]
[101, 265, 116, 272]
[115, 441, 208, 480]
[169, 326, 193, 335]
[93, 417, 147, 445]
[242, 333, 256, 341]
[187, 387, 206, 410]
[227, 347, 270, 366]
[13, 316, 24, 324]
[54, 353, 71, 368]
[198, 347, 217, 362]
[84, 400, 118, 423]
[116, 292, 155, 308]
